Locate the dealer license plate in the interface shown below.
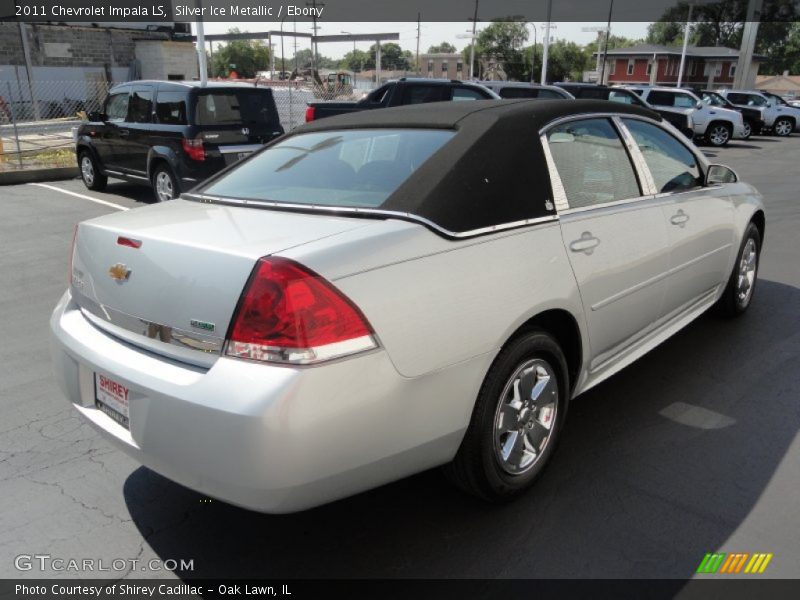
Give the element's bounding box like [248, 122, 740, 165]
[94, 373, 130, 429]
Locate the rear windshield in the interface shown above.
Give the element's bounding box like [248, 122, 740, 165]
[202, 129, 454, 207]
[194, 90, 276, 126]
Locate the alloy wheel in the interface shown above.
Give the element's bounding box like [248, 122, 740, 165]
[737, 238, 758, 307]
[774, 119, 792, 137]
[81, 156, 94, 186]
[709, 125, 730, 146]
[742, 121, 752, 139]
[493, 359, 558, 475]
[155, 171, 174, 202]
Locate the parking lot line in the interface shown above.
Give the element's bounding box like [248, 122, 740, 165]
[29, 182, 129, 211]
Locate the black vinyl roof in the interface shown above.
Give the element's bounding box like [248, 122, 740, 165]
[292, 100, 662, 235]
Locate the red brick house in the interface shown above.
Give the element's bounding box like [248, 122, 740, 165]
[595, 44, 764, 89]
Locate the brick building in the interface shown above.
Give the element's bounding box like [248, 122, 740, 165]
[596, 44, 764, 89]
[420, 53, 465, 80]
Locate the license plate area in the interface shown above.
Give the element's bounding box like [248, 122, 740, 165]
[94, 373, 130, 429]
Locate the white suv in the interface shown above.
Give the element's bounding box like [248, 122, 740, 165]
[623, 86, 746, 147]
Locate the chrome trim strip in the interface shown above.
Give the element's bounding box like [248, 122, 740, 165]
[558, 193, 664, 216]
[218, 144, 263, 154]
[72, 288, 223, 363]
[183, 193, 560, 239]
[590, 243, 732, 311]
[105, 170, 149, 181]
[612, 116, 657, 195]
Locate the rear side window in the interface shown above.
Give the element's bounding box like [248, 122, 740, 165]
[401, 85, 445, 105]
[547, 118, 641, 209]
[194, 90, 276, 126]
[105, 92, 129, 122]
[623, 119, 702, 193]
[609, 90, 640, 105]
[202, 129, 454, 207]
[452, 87, 487, 101]
[498, 87, 539, 99]
[156, 91, 188, 125]
[127, 89, 153, 123]
[538, 88, 567, 99]
[647, 91, 675, 106]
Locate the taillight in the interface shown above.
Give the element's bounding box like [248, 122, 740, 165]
[225, 257, 376, 365]
[304, 106, 315, 122]
[181, 137, 205, 161]
[68, 224, 78, 285]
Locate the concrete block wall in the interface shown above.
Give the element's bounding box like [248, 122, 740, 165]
[135, 41, 198, 80]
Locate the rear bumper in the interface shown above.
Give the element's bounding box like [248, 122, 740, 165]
[50, 291, 481, 513]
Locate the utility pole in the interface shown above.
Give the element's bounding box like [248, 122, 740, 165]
[677, 1, 694, 87]
[416, 13, 421, 75]
[599, 0, 614, 86]
[306, 0, 324, 73]
[468, 0, 479, 80]
[541, 0, 552, 84]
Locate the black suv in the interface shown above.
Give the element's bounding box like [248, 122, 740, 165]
[77, 81, 284, 202]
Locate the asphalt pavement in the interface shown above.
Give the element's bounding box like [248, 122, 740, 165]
[1, 134, 799, 582]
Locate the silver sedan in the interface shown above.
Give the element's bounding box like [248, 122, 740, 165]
[51, 99, 765, 512]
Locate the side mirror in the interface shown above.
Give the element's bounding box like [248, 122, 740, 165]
[696, 101, 703, 110]
[706, 164, 738, 185]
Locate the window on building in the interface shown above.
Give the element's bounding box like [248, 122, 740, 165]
[427, 60, 433, 73]
[689, 61, 696, 76]
[608, 60, 616, 75]
[546, 118, 641, 209]
[715, 63, 723, 77]
[646, 62, 653, 76]
[627, 59, 635, 75]
[441, 61, 448, 73]
[729, 63, 737, 77]
[456, 61, 463, 74]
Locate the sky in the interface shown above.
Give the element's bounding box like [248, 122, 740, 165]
[195, 21, 652, 59]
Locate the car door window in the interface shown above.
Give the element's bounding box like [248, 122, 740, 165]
[673, 93, 697, 108]
[538, 88, 566, 99]
[401, 85, 444, 104]
[498, 87, 539, 99]
[155, 91, 188, 124]
[547, 118, 641, 209]
[608, 90, 635, 104]
[127, 89, 153, 123]
[105, 92, 129, 122]
[452, 87, 486, 101]
[647, 91, 675, 106]
[623, 119, 702, 193]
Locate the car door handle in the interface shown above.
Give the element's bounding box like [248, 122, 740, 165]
[569, 232, 601, 255]
[118, 129, 130, 137]
[670, 210, 690, 227]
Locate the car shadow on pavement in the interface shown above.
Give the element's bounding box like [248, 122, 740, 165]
[92, 180, 157, 205]
[123, 278, 800, 580]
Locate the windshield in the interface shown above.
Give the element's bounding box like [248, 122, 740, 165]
[202, 129, 454, 207]
[763, 93, 786, 106]
[194, 90, 276, 126]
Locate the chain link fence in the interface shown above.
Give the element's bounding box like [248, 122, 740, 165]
[0, 74, 372, 172]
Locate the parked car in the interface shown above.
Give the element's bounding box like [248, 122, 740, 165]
[758, 90, 800, 134]
[699, 89, 764, 139]
[622, 85, 746, 146]
[52, 99, 765, 513]
[716, 89, 797, 137]
[76, 81, 284, 202]
[479, 81, 574, 99]
[304, 77, 499, 122]
[558, 83, 694, 138]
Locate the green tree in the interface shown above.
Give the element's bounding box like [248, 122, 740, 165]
[291, 48, 339, 71]
[475, 19, 529, 81]
[428, 42, 457, 53]
[363, 43, 413, 71]
[646, 21, 685, 46]
[339, 49, 370, 72]
[210, 28, 270, 78]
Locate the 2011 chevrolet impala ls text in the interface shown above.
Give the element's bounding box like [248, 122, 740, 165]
[50, 100, 765, 513]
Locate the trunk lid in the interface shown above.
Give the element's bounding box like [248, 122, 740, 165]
[70, 199, 371, 367]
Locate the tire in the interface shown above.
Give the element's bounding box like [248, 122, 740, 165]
[78, 150, 107, 191]
[716, 222, 761, 318]
[151, 164, 179, 202]
[706, 122, 732, 147]
[444, 331, 569, 502]
[742, 120, 753, 140]
[773, 117, 793, 137]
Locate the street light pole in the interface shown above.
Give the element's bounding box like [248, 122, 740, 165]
[530, 24, 537, 83]
[677, 1, 694, 88]
[469, 0, 479, 80]
[540, 0, 552, 84]
[599, 0, 614, 86]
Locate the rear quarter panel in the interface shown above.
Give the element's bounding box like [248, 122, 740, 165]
[283, 222, 587, 381]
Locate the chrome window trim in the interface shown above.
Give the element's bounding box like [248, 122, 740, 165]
[539, 112, 659, 214]
[183, 193, 559, 240]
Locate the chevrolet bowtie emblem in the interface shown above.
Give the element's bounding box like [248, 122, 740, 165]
[108, 263, 131, 282]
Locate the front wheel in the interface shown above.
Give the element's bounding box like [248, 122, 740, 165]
[716, 222, 761, 317]
[773, 117, 793, 137]
[444, 331, 569, 502]
[152, 165, 179, 202]
[706, 122, 732, 147]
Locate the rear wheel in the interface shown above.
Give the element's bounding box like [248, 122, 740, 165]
[706, 122, 732, 147]
[152, 164, 179, 202]
[444, 331, 568, 502]
[716, 222, 761, 317]
[79, 151, 107, 191]
[742, 120, 753, 140]
[773, 117, 793, 137]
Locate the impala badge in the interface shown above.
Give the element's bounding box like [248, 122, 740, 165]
[108, 263, 131, 282]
